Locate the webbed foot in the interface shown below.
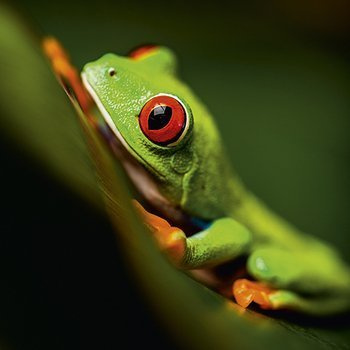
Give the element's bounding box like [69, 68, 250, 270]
[233, 278, 275, 309]
[237, 246, 350, 314]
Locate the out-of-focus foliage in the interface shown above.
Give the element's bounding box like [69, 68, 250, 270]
[0, 2, 349, 350]
[0, 4, 101, 208]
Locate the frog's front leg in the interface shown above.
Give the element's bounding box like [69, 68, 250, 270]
[133, 200, 252, 269]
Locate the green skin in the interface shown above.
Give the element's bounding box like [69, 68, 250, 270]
[81, 47, 350, 314]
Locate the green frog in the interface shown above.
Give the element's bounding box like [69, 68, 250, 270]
[44, 39, 350, 315]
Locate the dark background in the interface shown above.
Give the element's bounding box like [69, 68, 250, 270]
[1, 0, 350, 349]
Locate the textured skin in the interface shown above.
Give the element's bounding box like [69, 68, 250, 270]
[82, 48, 350, 314]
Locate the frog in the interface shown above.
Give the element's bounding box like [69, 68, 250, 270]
[43, 38, 350, 315]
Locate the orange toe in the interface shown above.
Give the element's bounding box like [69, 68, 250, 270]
[233, 279, 275, 309]
[132, 200, 186, 265]
[132, 199, 173, 235]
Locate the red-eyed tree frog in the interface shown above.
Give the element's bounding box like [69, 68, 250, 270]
[44, 39, 350, 315]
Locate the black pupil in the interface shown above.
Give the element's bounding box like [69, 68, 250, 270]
[148, 105, 172, 130]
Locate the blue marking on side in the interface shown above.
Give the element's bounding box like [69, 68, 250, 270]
[190, 217, 212, 230]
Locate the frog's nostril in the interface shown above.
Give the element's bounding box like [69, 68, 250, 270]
[108, 68, 116, 77]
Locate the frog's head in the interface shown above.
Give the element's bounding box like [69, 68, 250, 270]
[82, 46, 235, 221]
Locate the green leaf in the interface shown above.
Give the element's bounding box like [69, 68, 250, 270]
[0, 4, 101, 208]
[0, 4, 349, 350]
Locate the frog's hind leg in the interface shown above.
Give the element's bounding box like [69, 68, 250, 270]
[238, 245, 350, 314]
[247, 246, 350, 294]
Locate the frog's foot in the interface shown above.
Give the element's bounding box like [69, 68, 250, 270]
[132, 200, 186, 265]
[233, 278, 350, 314]
[233, 278, 276, 309]
[42, 37, 92, 113]
[232, 279, 303, 311]
[241, 246, 350, 314]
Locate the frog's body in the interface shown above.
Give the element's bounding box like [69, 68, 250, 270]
[79, 46, 350, 314]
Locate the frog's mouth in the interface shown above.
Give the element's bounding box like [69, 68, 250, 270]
[81, 73, 189, 225]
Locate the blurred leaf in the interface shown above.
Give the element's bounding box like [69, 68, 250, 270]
[0, 3, 349, 350]
[0, 3, 101, 208]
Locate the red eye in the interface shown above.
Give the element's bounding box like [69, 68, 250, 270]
[139, 95, 187, 146]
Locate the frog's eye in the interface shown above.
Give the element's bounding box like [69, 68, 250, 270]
[139, 94, 188, 146]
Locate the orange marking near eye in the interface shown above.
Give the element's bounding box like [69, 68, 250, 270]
[233, 279, 275, 309]
[129, 45, 159, 60]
